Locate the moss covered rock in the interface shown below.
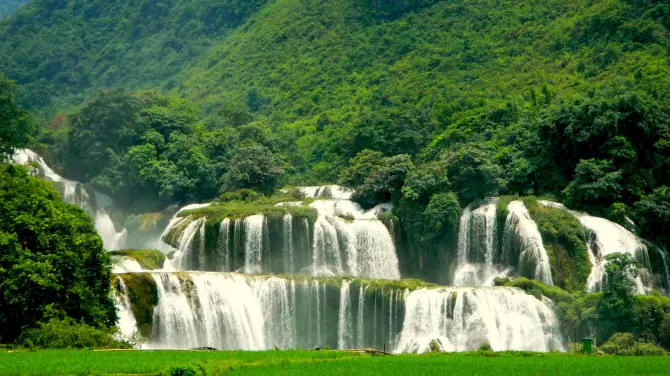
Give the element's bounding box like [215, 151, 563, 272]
[110, 250, 166, 270]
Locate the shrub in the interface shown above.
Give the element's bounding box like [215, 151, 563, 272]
[219, 188, 263, 203]
[479, 341, 492, 351]
[600, 332, 666, 355]
[20, 318, 131, 349]
[163, 363, 205, 376]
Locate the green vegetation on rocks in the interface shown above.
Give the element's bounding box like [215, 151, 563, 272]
[110, 250, 166, 270]
[117, 273, 158, 338]
[523, 197, 590, 292]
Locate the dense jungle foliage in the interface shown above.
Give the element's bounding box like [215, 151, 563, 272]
[0, 0, 664, 249]
[0, 0, 29, 18]
[1, 0, 670, 349]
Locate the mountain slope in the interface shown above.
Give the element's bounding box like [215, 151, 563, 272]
[0, 0, 29, 18]
[0, 0, 268, 111]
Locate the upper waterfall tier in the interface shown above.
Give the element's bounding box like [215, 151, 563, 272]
[162, 194, 400, 280]
[12, 149, 127, 250]
[538, 201, 657, 294]
[453, 199, 553, 287]
[114, 272, 564, 352]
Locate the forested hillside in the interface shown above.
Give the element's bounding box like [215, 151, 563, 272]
[2, 0, 670, 249]
[0, 0, 29, 18]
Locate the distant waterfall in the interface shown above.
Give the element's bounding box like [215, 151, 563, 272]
[503, 201, 553, 285]
[12, 149, 127, 250]
[394, 287, 564, 353]
[164, 193, 400, 280]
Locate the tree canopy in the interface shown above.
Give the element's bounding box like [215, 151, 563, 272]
[0, 164, 116, 343]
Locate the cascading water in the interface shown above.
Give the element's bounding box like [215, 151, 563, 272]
[394, 287, 564, 353]
[308, 199, 400, 279]
[114, 277, 138, 338]
[244, 215, 267, 274]
[454, 200, 509, 286]
[502, 201, 553, 285]
[283, 214, 294, 273]
[12, 149, 127, 250]
[112, 256, 143, 274]
[538, 201, 654, 294]
[118, 272, 564, 352]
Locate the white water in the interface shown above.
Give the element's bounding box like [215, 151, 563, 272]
[503, 201, 553, 285]
[309, 199, 400, 279]
[114, 277, 138, 339]
[127, 272, 565, 352]
[217, 218, 231, 271]
[338, 281, 353, 349]
[169, 217, 206, 270]
[283, 214, 294, 273]
[300, 185, 354, 200]
[12, 149, 127, 250]
[454, 200, 506, 286]
[394, 287, 563, 353]
[244, 215, 266, 274]
[538, 200, 651, 293]
[112, 256, 143, 274]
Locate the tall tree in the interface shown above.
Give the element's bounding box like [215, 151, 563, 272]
[0, 164, 116, 343]
[0, 74, 31, 157]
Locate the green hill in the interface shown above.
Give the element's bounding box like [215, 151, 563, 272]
[0, 0, 30, 18]
[1, 0, 669, 248]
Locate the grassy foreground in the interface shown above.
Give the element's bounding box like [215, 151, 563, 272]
[1, 350, 669, 376]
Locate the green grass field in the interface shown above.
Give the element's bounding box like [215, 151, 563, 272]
[1, 350, 669, 376]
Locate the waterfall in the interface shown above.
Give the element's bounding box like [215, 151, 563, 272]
[309, 199, 400, 279]
[657, 248, 670, 292]
[300, 185, 354, 200]
[454, 200, 509, 287]
[244, 215, 266, 274]
[170, 217, 206, 270]
[538, 200, 652, 293]
[357, 284, 368, 349]
[150, 273, 199, 349]
[114, 277, 138, 338]
[250, 277, 296, 349]
[394, 287, 563, 353]
[12, 149, 127, 250]
[217, 218, 231, 271]
[112, 256, 143, 273]
[283, 214, 294, 273]
[502, 201, 553, 285]
[338, 281, 353, 349]
[457, 204, 473, 264]
[578, 213, 649, 294]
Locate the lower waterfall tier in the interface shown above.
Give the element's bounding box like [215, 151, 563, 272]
[114, 272, 564, 353]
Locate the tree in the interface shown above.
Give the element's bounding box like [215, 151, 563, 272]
[443, 145, 505, 205]
[563, 159, 623, 209]
[598, 253, 639, 341]
[0, 74, 31, 157]
[221, 143, 285, 195]
[0, 164, 116, 343]
[634, 186, 670, 248]
[350, 154, 414, 208]
[339, 149, 385, 188]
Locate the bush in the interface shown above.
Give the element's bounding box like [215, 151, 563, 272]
[479, 341, 492, 351]
[163, 363, 205, 376]
[219, 188, 263, 203]
[20, 318, 131, 349]
[600, 332, 666, 355]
